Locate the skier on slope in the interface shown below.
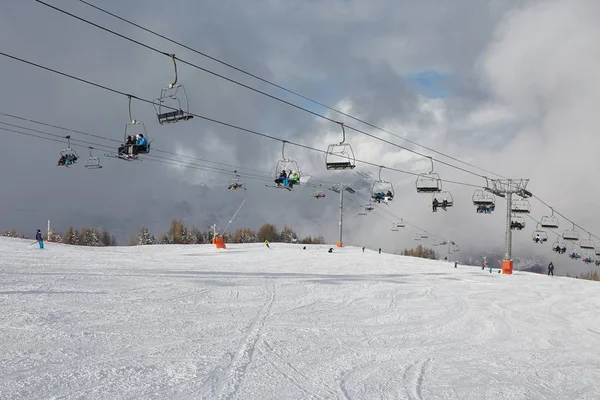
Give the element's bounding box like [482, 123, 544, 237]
[548, 262, 554, 276]
[35, 229, 44, 249]
[264, 240, 270, 249]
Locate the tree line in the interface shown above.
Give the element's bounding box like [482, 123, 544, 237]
[401, 245, 439, 260]
[0, 221, 325, 247]
[130, 219, 325, 246]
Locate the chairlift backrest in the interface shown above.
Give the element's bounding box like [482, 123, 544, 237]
[511, 199, 531, 214]
[416, 173, 442, 193]
[153, 55, 193, 125]
[324, 122, 356, 170]
[562, 229, 580, 241]
[472, 189, 495, 206]
[580, 234, 596, 250]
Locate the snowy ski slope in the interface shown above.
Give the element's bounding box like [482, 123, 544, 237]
[1, 237, 600, 399]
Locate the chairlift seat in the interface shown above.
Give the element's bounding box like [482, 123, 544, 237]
[416, 173, 442, 193]
[540, 216, 559, 229]
[324, 143, 356, 170]
[326, 161, 355, 170]
[580, 240, 596, 250]
[85, 157, 102, 169]
[157, 110, 194, 124]
[562, 230, 580, 241]
[511, 199, 531, 214]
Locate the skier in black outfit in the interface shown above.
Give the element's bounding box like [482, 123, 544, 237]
[548, 262, 554, 276]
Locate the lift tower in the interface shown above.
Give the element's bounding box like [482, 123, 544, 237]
[486, 179, 532, 274]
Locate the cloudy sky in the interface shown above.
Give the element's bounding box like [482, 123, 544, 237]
[1, 0, 598, 273]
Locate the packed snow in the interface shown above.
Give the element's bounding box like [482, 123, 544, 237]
[1, 237, 600, 399]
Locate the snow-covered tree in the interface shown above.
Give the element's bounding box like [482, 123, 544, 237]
[63, 227, 79, 245]
[279, 226, 297, 243]
[137, 227, 156, 245]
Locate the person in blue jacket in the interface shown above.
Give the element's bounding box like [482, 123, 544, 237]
[35, 229, 44, 249]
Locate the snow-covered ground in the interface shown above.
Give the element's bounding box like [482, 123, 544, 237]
[1, 237, 600, 399]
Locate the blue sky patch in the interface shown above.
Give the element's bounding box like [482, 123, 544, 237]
[406, 70, 450, 98]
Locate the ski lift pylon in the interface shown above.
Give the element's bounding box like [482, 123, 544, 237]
[416, 157, 442, 193]
[84, 147, 102, 169]
[325, 122, 356, 170]
[153, 54, 193, 125]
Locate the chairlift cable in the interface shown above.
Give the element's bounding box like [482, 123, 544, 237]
[1, 125, 283, 183]
[34, 0, 500, 182]
[75, 0, 507, 180]
[0, 50, 483, 189]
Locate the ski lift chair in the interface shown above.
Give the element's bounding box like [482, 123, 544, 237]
[312, 186, 326, 199]
[562, 224, 580, 241]
[364, 203, 375, 212]
[595, 248, 600, 257]
[472, 189, 496, 213]
[511, 198, 531, 214]
[580, 233, 596, 250]
[531, 226, 548, 243]
[414, 234, 422, 241]
[397, 220, 406, 228]
[420, 232, 429, 239]
[416, 157, 442, 193]
[569, 244, 582, 260]
[324, 122, 356, 170]
[228, 171, 246, 191]
[58, 135, 78, 167]
[119, 96, 152, 160]
[371, 166, 394, 202]
[472, 189, 495, 206]
[432, 191, 454, 209]
[552, 237, 567, 254]
[273, 142, 301, 189]
[84, 147, 103, 169]
[510, 215, 526, 230]
[540, 208, 559, 229]
[391, 223, 399, 232]
[153, 55, 194, 125]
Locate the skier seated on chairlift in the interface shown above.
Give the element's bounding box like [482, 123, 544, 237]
[274, 170, 288, 187]
[583, 257, 593, 264]
[373, 191, 385, 203]
[118, 135, 135, 156]
[228, 182, 243, 190]
[441, 198, 448, 210]
[121, 134, 148, 158]
[477, 204, 495, 213]
[58, 153, 78, 167]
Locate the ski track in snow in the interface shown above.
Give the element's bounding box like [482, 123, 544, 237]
[2, 238, 600, 399]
